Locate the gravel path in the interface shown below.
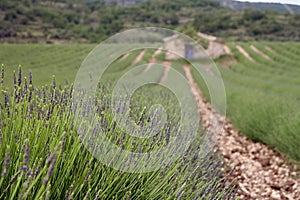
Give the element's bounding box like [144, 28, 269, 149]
[183, 65, 300, 200]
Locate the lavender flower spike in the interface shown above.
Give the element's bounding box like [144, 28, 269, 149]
[0, 65, 4, 83]
[18, 65, 22, 87]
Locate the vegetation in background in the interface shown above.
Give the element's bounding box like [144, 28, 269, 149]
[220, 0, 300, 13]
[0, 44, 95, 86]
[0, 0, 299, 43]
[193, 8, 297, 41]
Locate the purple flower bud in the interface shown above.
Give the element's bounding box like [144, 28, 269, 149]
[35, 163, 42, 176]
[18, 66, 22, 87]
[20, 166, 28, 171]
[29, 71, 33, 85]
[103, 118, 108, 130]
[28, 104, 33, 116]
[46, 151, 57, 179]
[65, 182, 75, 200]
[1, 65, 3, 78]
[62, 136, 66, 153]
[112, 121, 117, 132]
[138, 143, 143, 153]
[0, 65, 4, 83]
[25, 169, 32, 179]
[102, 100, 106, 110]
[46, 151, 56, 165]
[173, 183, 178, 192]
[9, 172, 20, 184]
[69, 84, 73, 99]
[13, 71, 16, 86]
[132, 138, 136, 147]
[192, 184, 197, 192]
[161, 169, 165, 177]
[4, 151, 10, 169]
[43, 89, 46, 104]
[43, 177, 49, 185]
[44, 164, 55, 185]
[23, 77, 28, 94]
[4, 94, 9, 107]
[118, 163, 125, 175]
[23, 143, 30, 165]
[28, 87, 33, 102]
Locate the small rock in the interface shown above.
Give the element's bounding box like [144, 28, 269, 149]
[270, 190, 281, 200]
[283, 180, 295, 191]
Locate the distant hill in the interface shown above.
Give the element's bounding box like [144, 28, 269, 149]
[0, 0, 299, 43]
[103, 0, 149, 6]
[220, 0, 300, 14]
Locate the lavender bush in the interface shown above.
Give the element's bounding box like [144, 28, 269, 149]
[0, 66, 236, 199]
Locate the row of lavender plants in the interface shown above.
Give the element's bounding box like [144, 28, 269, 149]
[0, 66, 236, 199]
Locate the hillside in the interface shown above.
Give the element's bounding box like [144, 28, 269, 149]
[0, 0, 299, 43]
[220, 0, 300, 14]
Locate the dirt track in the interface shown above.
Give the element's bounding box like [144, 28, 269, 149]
[119, 53, 129, 61]
[158, 61, 171, 84]
[265, 46, 278, 55]
[143, 48, 162, 73]
[236, 45, 255, 62]
[131, 50, 146, 65]
[250, 45, 272, 61]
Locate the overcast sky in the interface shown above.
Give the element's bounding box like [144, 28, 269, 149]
[234, 0, 300, 5]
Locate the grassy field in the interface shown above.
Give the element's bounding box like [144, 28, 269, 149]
[214, 42, 300, 161]
[0, 44, 94, 87]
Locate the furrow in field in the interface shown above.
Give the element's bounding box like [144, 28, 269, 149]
[131, 50, 146, 65]
[143, 47, 162, 73]
[158, 62, 171, 84]
[183, 65, 300, 200]
[236, 45, 255, 62]
[250, 45, 272, 61]
[118, 53, 130, 62]
[265, 46, 277, 55]
[224, 45, 232, 55]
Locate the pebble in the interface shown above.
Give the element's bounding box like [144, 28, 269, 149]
[270, 191, 281, 200]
